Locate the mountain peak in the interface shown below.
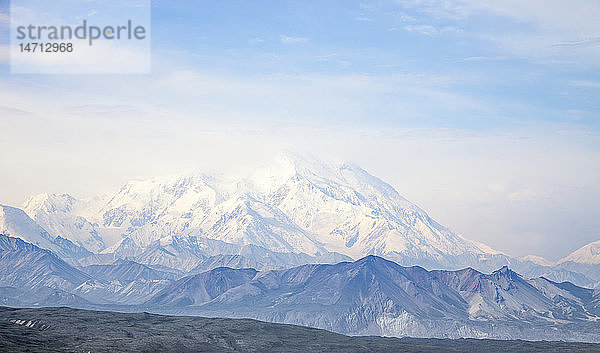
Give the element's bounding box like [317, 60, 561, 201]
[355, 254, 393, 266]
[0, 233, 42, 252]
[23, 193, 77, 212]
[521, 254, 554, 266]
[13, 152, 503, 273]
[490, 266, 522, 282]
[0, 204, 55, 249]
[246, 151, 340, 192]
[558, 239, 600, 265]
[494, 265, 511, 273]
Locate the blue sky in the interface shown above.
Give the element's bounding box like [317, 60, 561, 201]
[1, 0, 599, 128]
[145, 0, 600, 128]
[0, 0, 599, 259]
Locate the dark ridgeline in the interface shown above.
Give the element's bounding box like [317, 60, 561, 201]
[1, 306, 600, 353]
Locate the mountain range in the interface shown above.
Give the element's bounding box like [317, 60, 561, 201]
[1, 233, 599, 341]
[1, 152, 600, 340]
[2, 153, 599, 287]
[149, 255, 600, 341]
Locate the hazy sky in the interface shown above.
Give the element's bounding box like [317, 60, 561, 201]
[0, 0, 599, 260]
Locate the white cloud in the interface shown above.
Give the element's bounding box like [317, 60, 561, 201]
[400, 0, 600, 29]
[249, 37, 265, 44]
[552, 37, 600, 48]
[397, 0, 600, 63]
[405, 24, 438, 36]
[458, 56, 508, 62]
[507, 189, 544, 202]
[62, 104, 145, 118]
[571, 80, 600, 89]
[280, 35, 309, 44]
[405, 24, 461, 36]
[392, 10, 417, 22]
[0, 106, 31, 115]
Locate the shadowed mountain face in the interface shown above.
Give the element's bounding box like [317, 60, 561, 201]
[145, 256, 600, 341]
[431, 267, 600, 321]
[0, 235, 92, 307]
[0, 235, 90, 292]
[0, 235, 168, 306]
[1, 233, 600, 342]
[147, 268, 258, 306]
[81, 259, 178, 282]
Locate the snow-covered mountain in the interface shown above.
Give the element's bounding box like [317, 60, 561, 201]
[520, 255, 554, 267]
[1, 204, 56, 251]
[18, 153, 501, 269]
[560, 240, 600, 265]
[555, 240, 600, 288]
[8, 152, 597, 287]
[22, 193, 107, 253]
[0, 204, 92, 263]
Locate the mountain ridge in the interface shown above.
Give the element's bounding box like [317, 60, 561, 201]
[1, 233, 599, 342]
[14, 153, 502, 265]
[144, 254, 600, 341]
[3, 152, 598, 288]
